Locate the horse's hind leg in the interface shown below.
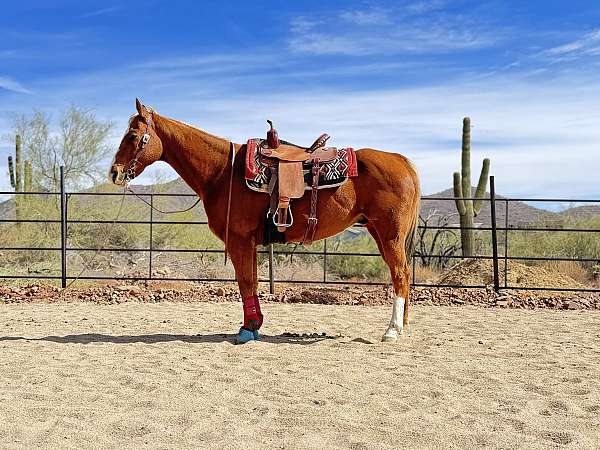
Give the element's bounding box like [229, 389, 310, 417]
[367, 223, 412, 342]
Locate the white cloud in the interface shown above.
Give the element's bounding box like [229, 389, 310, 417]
[0, 76, 31, 94]
[289, 6, 500, 55]
[339, 9, 391, 26]
[95, 75, 594, 199]
[1, 52, 599, 200]
[80, 6, 122, 19]
[544, 29, 600, 59]
[406, 0, 447, 14]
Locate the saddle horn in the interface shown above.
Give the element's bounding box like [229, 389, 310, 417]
[266, 120, 280, 149]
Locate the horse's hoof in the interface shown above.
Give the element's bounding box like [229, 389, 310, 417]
[382, 328, 402, 342]
[252, 330, 261, 341]
[235, 327, 256, 344]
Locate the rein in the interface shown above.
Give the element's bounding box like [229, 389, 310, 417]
[125, 186, 201, 215]
[124, 113, 201, 215]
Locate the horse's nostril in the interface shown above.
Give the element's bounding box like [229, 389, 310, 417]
[111, 171, 118, 183]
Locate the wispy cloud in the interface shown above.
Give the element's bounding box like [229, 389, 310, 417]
[289, 5, 501, 55]
[543, 29, 600, 59]
[80, 6, 121, 19]
[0, 76, 31, 94]
[405, 0, 447, 14]
[338, 9, 391, 26]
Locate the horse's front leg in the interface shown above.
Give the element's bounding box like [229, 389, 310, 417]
[227, 235, 262, 344]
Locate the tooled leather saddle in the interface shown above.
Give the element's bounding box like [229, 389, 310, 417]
[245, 121, 358, 244]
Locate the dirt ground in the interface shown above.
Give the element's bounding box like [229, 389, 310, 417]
[0, 301, 599, 449]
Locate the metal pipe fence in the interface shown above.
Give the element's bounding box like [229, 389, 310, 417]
[1, 172, 599, 294]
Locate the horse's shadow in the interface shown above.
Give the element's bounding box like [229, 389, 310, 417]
[0, 332, 341, 346]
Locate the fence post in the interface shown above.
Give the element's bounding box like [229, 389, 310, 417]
[489, 175, 500, 293]
[268, 244, 274, 294]
[149, 194, 153, 279]
[60, 166, 67, 288]
[504, 199, 509, 288]
[323, 239, 327, 282]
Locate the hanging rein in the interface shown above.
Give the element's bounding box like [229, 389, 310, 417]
[124, 114, 201, 215]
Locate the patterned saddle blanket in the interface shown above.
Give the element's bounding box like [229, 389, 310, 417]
[245, 139, 358, 193]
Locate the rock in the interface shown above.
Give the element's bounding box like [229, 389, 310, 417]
[155, 266, 172, 276]
[116, 285, 141, 292]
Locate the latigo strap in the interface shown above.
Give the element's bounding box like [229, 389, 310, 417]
[302, 159, 321, 245]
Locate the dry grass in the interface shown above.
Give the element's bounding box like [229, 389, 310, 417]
[414, 264, 443, 283]
[540, 260, 591, 285]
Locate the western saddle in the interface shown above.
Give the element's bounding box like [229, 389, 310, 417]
[261, 120, 338, 243]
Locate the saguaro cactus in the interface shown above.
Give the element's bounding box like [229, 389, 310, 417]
[9, 134, 22, 192]
[453, 117, 490, 257]
[7, 134, 33, 221]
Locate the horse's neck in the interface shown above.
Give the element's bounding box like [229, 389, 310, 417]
[154, 114, 230, 199]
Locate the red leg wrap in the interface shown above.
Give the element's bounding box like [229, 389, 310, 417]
[242, 295, 263, 331]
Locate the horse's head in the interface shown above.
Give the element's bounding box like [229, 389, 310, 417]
[110, 98, 164, 185]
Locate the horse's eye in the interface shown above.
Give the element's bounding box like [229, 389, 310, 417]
[129, 134, 137, 142]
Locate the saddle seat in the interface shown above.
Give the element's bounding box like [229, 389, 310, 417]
[260, 144, 338, 162]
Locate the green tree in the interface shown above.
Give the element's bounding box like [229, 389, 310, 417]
[7, 106, 113, 189]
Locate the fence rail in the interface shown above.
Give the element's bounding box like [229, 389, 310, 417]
[1, 170, 599, 294]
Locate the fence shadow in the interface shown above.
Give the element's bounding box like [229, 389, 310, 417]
[0, 332, 339, 346]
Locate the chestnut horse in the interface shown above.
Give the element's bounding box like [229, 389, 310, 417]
[110, 99, 420, 343]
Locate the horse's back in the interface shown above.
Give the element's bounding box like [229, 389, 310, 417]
[354, 148, 419, 191]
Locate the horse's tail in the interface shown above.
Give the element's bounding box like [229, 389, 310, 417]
[404, 160, 420, 266]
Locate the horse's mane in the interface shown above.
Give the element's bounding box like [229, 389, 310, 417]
[126, 107, 229, 144]
[162, 115, 229, 143]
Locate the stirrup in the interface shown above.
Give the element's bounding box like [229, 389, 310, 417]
[272, 208, 293, 228]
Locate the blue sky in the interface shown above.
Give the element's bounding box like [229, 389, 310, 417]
[1, 0, 599, 200]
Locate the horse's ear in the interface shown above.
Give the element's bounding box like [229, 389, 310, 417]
[135, 98, 146, 117]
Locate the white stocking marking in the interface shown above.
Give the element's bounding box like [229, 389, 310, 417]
[383, 297, 405, 341]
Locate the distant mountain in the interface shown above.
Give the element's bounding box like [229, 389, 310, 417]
[558, 204, 600, 219]
[421, 188, 558, 227]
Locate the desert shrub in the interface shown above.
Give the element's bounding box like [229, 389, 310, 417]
[415, 211, 461, 268]
[326, 234, 388, 280]
[0, 195, 61, 270]
[507, 216, 600, 262]
[0, 222, 60, 268]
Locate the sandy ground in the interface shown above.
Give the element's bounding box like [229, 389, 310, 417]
[0, 301, 599, 450]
